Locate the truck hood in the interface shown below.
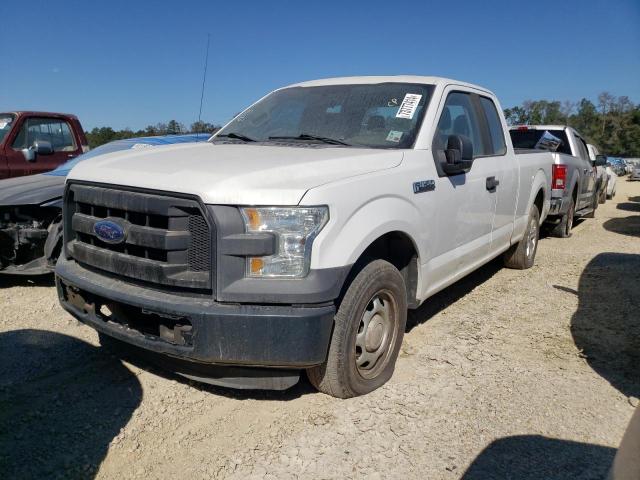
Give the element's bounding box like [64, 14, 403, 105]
[66, 142, 403, 205]
[0, 174, 64, 206]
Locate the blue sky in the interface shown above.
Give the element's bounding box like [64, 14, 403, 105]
[2, 0, 639, 130]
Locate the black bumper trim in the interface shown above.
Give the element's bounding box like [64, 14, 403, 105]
[56, 257, 335, 368]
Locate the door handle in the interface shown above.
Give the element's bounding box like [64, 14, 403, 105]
[486, 176, 499, 192]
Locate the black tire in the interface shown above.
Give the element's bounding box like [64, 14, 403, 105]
[550, 196, 575, 238]
[598, 183, 607, 204]
[503, 203, 540, 270]
[584, 192, 598, 218]
[306, 259, 407, 398]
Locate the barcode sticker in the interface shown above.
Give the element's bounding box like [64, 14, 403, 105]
[396, 93, 422, 119]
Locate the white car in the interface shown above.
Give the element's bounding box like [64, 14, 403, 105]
[606, 164, 618, 198]
[56, 76, 552, 397]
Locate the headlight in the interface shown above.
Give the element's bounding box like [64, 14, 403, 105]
[240, 206, 329, 278]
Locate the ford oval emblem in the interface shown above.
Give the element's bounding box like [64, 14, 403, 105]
[93, 220, 126, 244]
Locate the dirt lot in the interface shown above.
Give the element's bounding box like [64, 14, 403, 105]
[1, 180, 639, 480]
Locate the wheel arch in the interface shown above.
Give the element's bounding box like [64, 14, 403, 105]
[338, 230, 421, 309]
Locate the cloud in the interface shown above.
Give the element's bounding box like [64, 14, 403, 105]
[52, 67, 60, 73]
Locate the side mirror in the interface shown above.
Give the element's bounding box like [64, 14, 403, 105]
[21, 147, 36, 162]
[594, 154, 607, 167]
[34, 140, 53, 155]
[442, 134, 474, 175]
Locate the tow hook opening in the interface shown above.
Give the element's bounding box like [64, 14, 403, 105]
[60, 281, 194, 347]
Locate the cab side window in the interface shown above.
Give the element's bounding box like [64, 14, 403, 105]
[575, 136, 590, 161]
[12, 117, 77, 152]
[479, 97, 507, 155]
[435, 92, 485, 158]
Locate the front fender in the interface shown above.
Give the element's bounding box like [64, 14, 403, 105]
[309, 194, 425, 270]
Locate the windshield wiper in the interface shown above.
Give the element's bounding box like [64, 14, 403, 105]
[268, 133, 352, 146]
[215, 132, 256, 142]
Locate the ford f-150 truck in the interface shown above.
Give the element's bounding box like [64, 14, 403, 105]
[509, 125, 606, 237]
[0, 134, 207, 275]
[56, 76, 551, 398]
[0, 112, 89, 179]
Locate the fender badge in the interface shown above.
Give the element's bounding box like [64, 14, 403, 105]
[413, 180, 435, 194]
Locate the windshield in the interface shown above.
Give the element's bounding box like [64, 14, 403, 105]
[0, 113, 15, 143]
[214, 83, 435, 149]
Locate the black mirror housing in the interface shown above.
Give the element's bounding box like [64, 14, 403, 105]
[34, 140, 53, 155]
[442, 134, 474, 175]
[594, 154, 607, 167]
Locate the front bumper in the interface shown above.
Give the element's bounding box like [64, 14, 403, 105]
[56, 257, 335, 369]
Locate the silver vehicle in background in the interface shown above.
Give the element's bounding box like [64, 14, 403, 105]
[587, 143, 608, 204]
[510, 125, 605, 238]
[605, 161, 618, 198]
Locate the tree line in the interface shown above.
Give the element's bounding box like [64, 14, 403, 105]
[85, 120, 221, 148]
[504, 92, 640, 157]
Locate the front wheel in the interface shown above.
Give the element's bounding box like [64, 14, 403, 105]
[307, 259, 407, 398]
[503, 203, 540, 270]
[584, 192, 598, 218]
[599, 183, 607, 204]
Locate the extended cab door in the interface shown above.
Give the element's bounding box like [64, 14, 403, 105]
[420, 88, 500, 295]
[5, 116, 82, 177]
[573, 133, 596, 208]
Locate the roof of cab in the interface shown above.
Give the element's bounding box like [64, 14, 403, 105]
[286, 76, 493, 95]
[2, 111, 79, 119]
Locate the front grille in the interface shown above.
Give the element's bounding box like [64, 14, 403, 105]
[64, 183, 213, 291]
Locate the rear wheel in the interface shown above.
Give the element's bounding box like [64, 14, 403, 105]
[550, 196, 575, 238]
[504, 203, 540, 270]
[307, 259, 407, 398]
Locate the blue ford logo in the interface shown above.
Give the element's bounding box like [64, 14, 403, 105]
[94, 220, 126, 244]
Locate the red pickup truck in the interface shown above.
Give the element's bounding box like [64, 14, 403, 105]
[0, 111, 89, 179]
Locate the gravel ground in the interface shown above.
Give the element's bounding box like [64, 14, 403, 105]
[1, 180, 638, 480]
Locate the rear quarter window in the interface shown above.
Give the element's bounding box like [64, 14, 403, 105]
[479, 97, 506, 156]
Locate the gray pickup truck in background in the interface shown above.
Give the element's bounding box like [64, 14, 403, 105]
[509, 125, 606, 237]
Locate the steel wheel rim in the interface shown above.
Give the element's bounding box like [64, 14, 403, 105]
[354, 289, 398, 379]
[526, 215, 538, 259]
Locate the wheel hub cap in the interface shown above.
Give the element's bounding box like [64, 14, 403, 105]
[355, 292, 396, 377]
[365, 315, 385, 351]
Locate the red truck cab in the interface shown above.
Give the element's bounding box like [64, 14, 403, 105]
[0, 111, 88, 179]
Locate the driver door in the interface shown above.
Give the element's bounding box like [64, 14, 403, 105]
[418, 88, 499, 296]
[6, 116, 81, 177]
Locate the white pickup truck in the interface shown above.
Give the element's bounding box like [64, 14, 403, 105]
[56, 76, 551, 398]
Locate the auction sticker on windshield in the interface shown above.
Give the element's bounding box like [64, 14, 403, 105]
[396, 94, 422, 119]
[386, 130, 403, 142]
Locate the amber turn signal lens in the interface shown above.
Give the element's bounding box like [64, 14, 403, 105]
[244, 208, 261, 230]
[249, 257, 264, 274]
